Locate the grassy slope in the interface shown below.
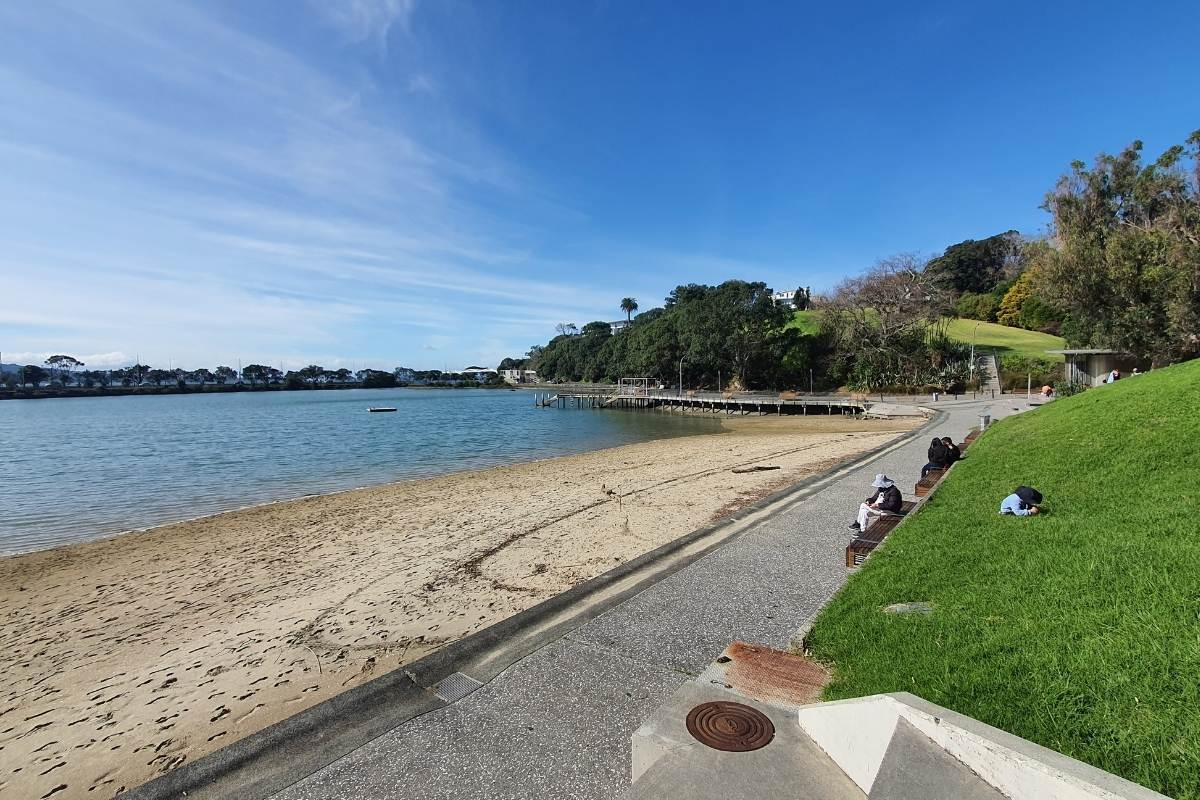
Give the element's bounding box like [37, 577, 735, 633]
[805, 360, 1200, 799]
[945, 317, 1066, 360]
[789, 312, 1064, 361]
[788, 309, 822, 334]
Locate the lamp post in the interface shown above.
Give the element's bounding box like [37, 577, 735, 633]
[678, 355, 686, 398]
[969, 321, 982, 374]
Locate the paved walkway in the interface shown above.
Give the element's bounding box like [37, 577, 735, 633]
[274, 399, 1020, 800]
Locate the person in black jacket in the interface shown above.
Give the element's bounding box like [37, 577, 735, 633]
[921, 437, 952, 478]
[941, 437, 962, 464]
[850, 474, 902, 531]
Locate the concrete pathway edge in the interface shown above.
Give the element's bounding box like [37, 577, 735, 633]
[126, 413, 942, 800]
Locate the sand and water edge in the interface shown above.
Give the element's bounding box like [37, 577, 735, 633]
[0, 414, 917, 799]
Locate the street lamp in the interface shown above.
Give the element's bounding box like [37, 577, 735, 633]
[969, 321, 982, 374]
[678, 355, 686, 398]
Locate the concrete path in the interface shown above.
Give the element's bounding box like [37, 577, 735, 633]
[273, 399, 1020, 800]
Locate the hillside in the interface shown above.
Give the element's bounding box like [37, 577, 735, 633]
[805, 360, 1200, 799]
[944, 318, 1065, 360]
[788, 313, 1065, 362]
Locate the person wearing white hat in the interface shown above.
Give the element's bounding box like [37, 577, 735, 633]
[850, 474, 902, 532]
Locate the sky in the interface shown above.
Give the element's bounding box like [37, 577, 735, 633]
[2, 0, 1198, 372]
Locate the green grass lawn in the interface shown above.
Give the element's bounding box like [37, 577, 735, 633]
[788, 309, 822, 334]
[945, 317, 1066, 360]
[789, 313, 1064, 362]
[805, 359, 1200, 799]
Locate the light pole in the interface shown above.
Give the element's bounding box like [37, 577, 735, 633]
[678, 355, 686, 398]
[969, 321, 982, 374]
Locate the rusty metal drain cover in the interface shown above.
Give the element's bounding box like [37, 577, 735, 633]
[685, 701, 775, 752]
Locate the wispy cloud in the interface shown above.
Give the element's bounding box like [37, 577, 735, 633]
[309, 0, 416, 50]
[0, 1, 797, 372]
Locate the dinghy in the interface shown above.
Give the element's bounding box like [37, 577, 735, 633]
[368, 407, 397, 413]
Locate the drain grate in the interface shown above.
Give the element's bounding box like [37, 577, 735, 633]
[685, 701, 775, 752]
[433, 672, 484, 703]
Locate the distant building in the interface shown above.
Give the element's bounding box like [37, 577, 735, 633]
[501, 369, 539, 384]
[462, 366, 497, 382]
[609, 319, 632, 334]
[772, 290, 797, 307]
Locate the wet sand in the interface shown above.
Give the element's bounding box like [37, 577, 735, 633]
[0, 414, 916, 799]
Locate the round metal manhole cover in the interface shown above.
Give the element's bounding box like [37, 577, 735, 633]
[685, 701, 775, 752]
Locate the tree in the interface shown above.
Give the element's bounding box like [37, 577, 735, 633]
[554, 322, 578, 336]
[21, 365, 48, 387]
[125, 363, 150, 385]
[214, 366, 236, 385]
[620, 297, 639, 321]
[360, 369, 397, 388]
[45, 354, 84, 386]
[997, 272, 1034, 327]
[1039, 132, 1200, 362]
[241, 364, 269, 386]
[793, 287, 812, 311]
[146, 368, 172, 386]
[298, 364, 325, 384]
[192, 368, 215, 385]
[823, 254, 961, 392]
[955, 292, 998, 322]
[925, 231, 1024, 295]
[330, 368, 352, 383]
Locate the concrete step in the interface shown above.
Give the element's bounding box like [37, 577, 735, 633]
[869, 719, 1004, 800]
[624, 681, 864, 800]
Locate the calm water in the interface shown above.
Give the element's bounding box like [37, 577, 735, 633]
[0, 389, 722, 556]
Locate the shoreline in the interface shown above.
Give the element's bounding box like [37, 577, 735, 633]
[0, 413, 727, 560]
[0, 414, 916, 800]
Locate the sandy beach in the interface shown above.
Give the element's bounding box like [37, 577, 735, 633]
[0, 414, 915, 799]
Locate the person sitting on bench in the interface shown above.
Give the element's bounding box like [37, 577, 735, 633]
[921, 437, 952, 478]
[941, 436, 962, 463]
[850, 474, 902, 531]
[1000, 485, 1043, 516]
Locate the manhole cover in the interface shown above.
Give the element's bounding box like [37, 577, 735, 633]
[685, 701, 775, 752]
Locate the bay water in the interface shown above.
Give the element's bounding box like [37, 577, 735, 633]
[0, 388, 722, 556]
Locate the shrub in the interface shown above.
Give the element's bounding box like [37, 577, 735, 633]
[955, 292, 998, 322]
[998, 355, 1061, 391]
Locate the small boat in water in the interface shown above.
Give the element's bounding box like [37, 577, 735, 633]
[367, 407, 397, 413]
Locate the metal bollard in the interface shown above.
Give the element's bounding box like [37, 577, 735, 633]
[980, 413, 991, 430]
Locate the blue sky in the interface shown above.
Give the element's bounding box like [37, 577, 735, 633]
[2, 0, 1197, 371]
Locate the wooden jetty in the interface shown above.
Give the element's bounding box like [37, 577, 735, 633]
[531, 385, 865, 416]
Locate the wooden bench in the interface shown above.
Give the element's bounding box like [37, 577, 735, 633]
[914, 468, 947, 497]
[845, 501, 918, 567]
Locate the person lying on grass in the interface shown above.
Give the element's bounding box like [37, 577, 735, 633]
[999, 485, 1043, 516]
[850, 474, 902, 531]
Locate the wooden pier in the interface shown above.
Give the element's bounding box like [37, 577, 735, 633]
[532, 387, 865, 416]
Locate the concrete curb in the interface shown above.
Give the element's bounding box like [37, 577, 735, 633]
[127, 412, 945, 800]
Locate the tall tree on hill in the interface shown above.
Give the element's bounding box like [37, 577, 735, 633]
[214, 366, 236, 384]
[824, 254, 961, 391]
[45, 354, 83, 386]
[620, 297, 638, 320]
[925, 231, 1024, 295]
[1039, 132, 1200, 362]
[793, 287, 812, 310]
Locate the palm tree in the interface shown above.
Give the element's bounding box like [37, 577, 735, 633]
[620, 297, 638, 321]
